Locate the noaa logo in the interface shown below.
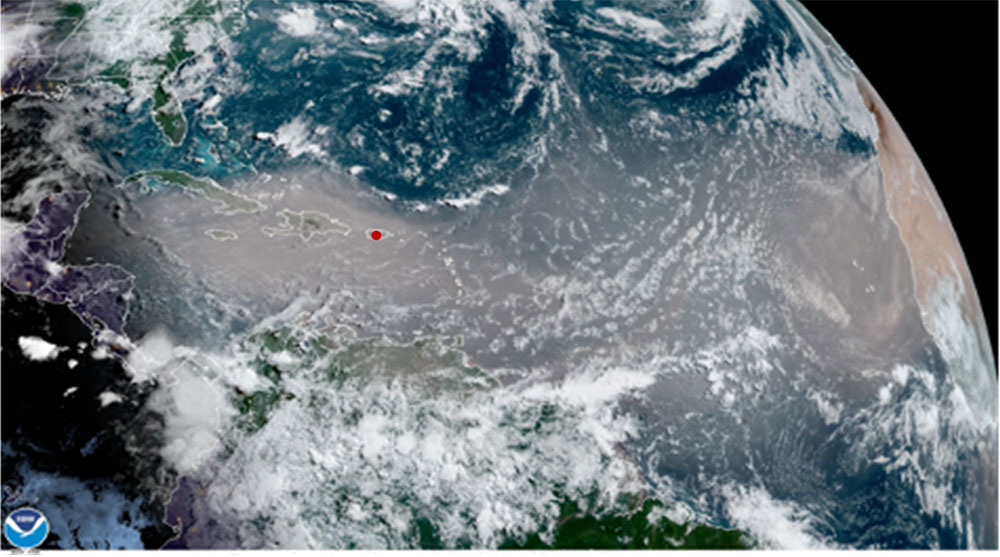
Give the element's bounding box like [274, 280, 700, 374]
[3, 508, 48, 550]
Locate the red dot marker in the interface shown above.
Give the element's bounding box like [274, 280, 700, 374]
[370, 230, 382, 241]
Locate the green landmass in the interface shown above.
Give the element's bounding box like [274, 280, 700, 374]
[54, 2, 87, 37]
[153, 102, 187, 146]
[90, 0, 248, 144]
[232, 328, 494, 434]
[61, 2, 85, 18]
[144, 15, 197, 145]
[124, 169, 264, 213]
[261, 209, 351, 241]
[317, 336, 496, 395]
[231, 326, 754, 549]
[97, 60, 131, 90]
[500, 497, 753, 550]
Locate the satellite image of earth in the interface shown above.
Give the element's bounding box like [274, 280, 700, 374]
[1, 0, 996, 550]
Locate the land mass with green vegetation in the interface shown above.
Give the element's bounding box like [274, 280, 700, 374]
[124, 169, 263, 213]
[87, 0, 247, 145]
[499, 497, 753, 550]
[232, 326, 755, 550]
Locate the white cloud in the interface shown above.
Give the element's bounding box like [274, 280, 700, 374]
[440, 184, 511, 209]
[98, 391, 123, 407]
[277, 7, 319, 37]
[1, 23, 44, 82]
[18, 336, 64, 361]
[724, 484, 831, 549]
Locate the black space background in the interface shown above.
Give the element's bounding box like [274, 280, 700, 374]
[803, 0, 999, 364]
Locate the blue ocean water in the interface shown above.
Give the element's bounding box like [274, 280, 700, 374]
[89, 0, 872, 204]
